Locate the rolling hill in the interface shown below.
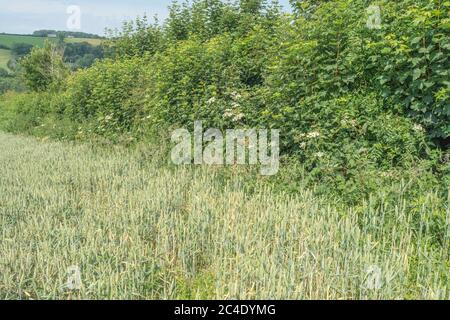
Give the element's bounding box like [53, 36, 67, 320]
[65, 37, 103, 46]
[0, 34, 51, 48]
[0, 34, 103, 72]
[0, 34, 104, 48]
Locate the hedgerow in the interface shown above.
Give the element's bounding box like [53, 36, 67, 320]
[0, 0, 448, 200]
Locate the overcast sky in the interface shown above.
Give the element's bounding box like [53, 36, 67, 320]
[0, 0, 292, 36]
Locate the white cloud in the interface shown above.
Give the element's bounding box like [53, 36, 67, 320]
[0, 0, 66, 14]
[0, 0, 168, 34]
[0, 0, 291, 35]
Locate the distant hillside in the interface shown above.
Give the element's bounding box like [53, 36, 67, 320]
[0, 34, 103, 72]
[0, 34, 49, 48]
[0, 34, 103, 49]
[32, 30, 103, 39]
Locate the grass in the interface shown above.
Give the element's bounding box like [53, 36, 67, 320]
[0, 34, 102, 49]
[0, 34, 50, 48]
[0, 132, 448, 300]
[0, 49, 11, 70]
[65, 37, 103, 46]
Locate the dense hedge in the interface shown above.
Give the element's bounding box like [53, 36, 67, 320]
[0, 0, 448, 199]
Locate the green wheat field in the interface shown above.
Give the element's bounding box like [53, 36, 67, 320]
[0, 132, 448, 300]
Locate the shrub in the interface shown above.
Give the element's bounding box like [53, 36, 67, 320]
[20, 41, 69, 91]
[1, 0, 447, 201]
[366, 0, 450, 141]
[271, 0, 449, 144]
[0, 91, 50, 133]
[63, 57, 147, 138]
[0, 76, 26, 95]
[142, 36, 240, 129]
[0, 68, 9, 77]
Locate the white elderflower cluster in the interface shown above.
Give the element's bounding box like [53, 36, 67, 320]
[315, 152, 325, 158]
[296, 131, 321, 140]
[341, 117, 358, 127]
[413, 123, 424, 132]
[223, 109, 245, 122]
[222, 91, 245, 123]
[307, 131, 321, 139]
[206, 97, 217, 105]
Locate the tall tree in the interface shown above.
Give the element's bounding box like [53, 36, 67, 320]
[20, 41, 68, 91]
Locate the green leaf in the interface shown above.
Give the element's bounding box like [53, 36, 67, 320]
[413, 68, 423, 80]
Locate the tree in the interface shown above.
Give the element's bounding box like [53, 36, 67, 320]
[20, 41, 69, 91]
[166, 1, 192, 41]
[11, 43, 34, 57]
[239, 0, 266, 14]
[56, 31, 66, 45]
[290, 0, 332, 16]
[104, 15, 164, 58]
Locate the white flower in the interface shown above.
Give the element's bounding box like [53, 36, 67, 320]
[307, 131, 321, 139]
[207, 97, 216, 105]
[315, 152, 325, 158]
[223, 109, 234, 119]
[230, 91, 242, 100]
[233, 113, 245, 122]
[413, 124, 424, 132]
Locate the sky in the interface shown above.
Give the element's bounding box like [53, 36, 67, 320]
[0, 0, 293, 36]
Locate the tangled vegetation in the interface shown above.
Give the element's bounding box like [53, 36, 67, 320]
[0, 0, 448, 299]
[1, 0, 448, 199]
